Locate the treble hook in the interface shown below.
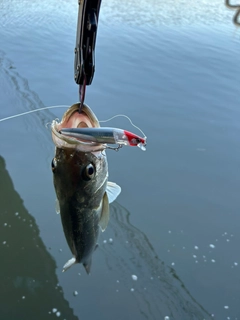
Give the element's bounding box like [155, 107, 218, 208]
[105, 144, 123, 152]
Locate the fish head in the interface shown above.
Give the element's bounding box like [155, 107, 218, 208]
[51, 103, 108, 204]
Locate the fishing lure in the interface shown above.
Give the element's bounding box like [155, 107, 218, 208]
[60, 127, 147, 151]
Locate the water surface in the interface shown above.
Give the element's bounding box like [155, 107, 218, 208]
[0, 1, 240, 319]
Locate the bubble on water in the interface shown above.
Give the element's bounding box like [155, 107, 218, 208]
[125, 240, 129, 244]
[116, 289, 119, 292]
[131, 275, 138, 281]
[150, 277, 154, 280]
[193, 255, 197, 259]
[52, 308, 57, 313]
[59, 249, 62, 252]
[29, 224, 33, 227]
[130, 288, 134, 292]
[22, 296, 25, 299]
[108, 238, 113, 243]
[211, 259, 216, 263]
[224, 306, 229, 309]
[15, 212, 19, 216]
[171, 262, 175, 266]
[182, 247, 186, 250]
[103, 240, 107, 244]
[73, 291, 78, 296]
[3, 241, 6, 245]
[203, 255, 206, 258]
[195, 260, 198, 263]
[164, 317, 170, 320]
[209, 244, 215, 249]
[116, 280, 119, 283]
[226, 239, 230, 242]
[194, 246, 199, 250]
[78, 273, 81, 276]
[168, 230, 171, 234]
[234, 262, 238, 266]
[56, 311, 61, 317]
[4, 223, 7, 227]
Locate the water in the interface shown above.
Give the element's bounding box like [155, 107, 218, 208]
[0, 0, 240, 319]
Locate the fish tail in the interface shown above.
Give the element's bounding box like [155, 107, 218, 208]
[62, 257, 76, 272]
[83, 257, 92, 275]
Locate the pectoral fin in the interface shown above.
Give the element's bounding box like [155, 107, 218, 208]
[55, 199, 60, 214]
[99, 192, 110, 232]
[106, 181, 121, 203]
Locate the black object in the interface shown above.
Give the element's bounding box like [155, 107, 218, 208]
[74, 0, 102, 86]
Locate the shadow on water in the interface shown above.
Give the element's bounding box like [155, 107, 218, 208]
[0, 155, 78, 320]
[101, 202, 212, 320]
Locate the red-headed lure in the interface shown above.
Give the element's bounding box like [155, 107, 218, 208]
[60, 127, 147, 151]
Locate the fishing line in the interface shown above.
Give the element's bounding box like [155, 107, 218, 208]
[100, 114, 147, 139]
[0, 105, 69, 122]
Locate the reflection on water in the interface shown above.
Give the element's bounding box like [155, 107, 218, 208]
[0, 156, 77, 320]
[100, 202, 212, 320]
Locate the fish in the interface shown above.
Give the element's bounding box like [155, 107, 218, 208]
[51, 103, 121, 274]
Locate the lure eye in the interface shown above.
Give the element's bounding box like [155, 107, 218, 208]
[51, 158, 57, 172]
[82, 164, 95, 180]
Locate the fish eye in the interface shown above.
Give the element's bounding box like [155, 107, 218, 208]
[82, 164, 95, 180]
[51, 158, 57, 172]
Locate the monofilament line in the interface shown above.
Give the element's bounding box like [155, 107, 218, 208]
[100, 114, 146, 139]
[0, 105, 69, 122]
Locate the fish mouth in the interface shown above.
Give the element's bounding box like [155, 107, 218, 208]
[51, 103, 105, 152]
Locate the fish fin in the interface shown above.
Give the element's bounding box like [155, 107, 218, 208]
[99, 192, 110, 232]
[55, 199, 60, 214]
[62, 257, 76, 272]
[83, 257, 92, 274]
[106, 181, 121, 203]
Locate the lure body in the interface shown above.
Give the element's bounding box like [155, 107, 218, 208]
[60, 127, 147, 150]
